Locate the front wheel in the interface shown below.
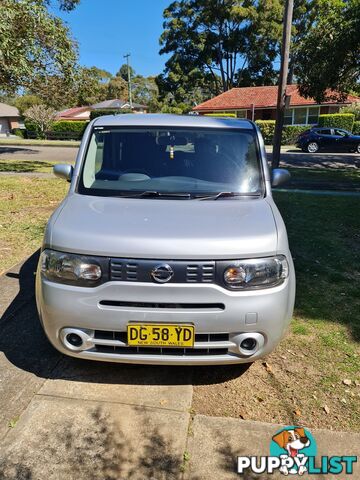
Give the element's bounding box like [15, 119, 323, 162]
[306, 141, 319, 153]
[356, 143, 360, 154]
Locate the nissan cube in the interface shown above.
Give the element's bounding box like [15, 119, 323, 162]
[36, 114, 295, 365]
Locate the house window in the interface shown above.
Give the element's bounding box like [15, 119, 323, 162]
[236, 110, 247, 118]
[294, 107, 307, 125]
[308, 107, 320, 124]
[284, 109, 293, 125]
[283, 106, 320, 125]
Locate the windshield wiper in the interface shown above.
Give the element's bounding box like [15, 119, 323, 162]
[116, 191, 192, 199]
[197, 192, 261, 200]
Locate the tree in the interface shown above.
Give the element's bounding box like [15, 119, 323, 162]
[159, 0, 283, 97]
[296, 0, 360, 102]
[24, 104, 57, 138]
[76, 67, 112, 105]
[107, 75, 129, 100]
[117, 64, 135, 82]
[14, 95, 42, 115]
[0, 0, 78, 93]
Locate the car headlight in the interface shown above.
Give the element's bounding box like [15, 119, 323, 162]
[40, 249, 103, 286]
[223, 255, 289, 290]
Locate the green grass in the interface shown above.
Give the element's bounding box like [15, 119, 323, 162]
[0, 138, 80, 147]
[0, 176, 68, 273]
[287, 166, 360, 187]
[0, 159, 74, 174]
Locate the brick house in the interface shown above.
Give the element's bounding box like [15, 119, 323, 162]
[193, 85, 360, 126]
[0, 102, 21, 134]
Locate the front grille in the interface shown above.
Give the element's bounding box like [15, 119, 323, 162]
[92, 330, 230, 356]
[186, 263, 215, 283]
[109, 258, 216, 284]
[110, 260, 138, 281]
[99, 300, 225, 310]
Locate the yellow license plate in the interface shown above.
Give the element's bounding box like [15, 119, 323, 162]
[127, 323, 194, 347]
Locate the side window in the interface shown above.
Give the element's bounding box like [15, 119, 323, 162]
[318, 129, 331, 136]
[334, 129, 347, 136]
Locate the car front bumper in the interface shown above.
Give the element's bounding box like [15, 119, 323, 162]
[36, 268, 295, 365]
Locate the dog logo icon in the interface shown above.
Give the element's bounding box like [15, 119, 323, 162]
[270, 426, 316, 476]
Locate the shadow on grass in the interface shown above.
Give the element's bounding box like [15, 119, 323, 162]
[274, 192, 360, 341]
[0, 251, 250, 388]
[0, 160, 54, 173]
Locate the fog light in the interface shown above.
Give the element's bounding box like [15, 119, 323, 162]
[240, 337, 257, 351]
[66, 333, 83, 347]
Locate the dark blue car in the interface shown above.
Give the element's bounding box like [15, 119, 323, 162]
[296, 127, 360, 153]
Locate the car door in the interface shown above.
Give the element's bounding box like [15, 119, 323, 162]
[333, 129, 353, 152]
[315, 129, 333, 151]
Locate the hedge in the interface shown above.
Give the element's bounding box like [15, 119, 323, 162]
[318, 113, 355, 132]
[353, 121, 360, 135]
[204, 112, 237, 118]
[255, 120, 309, 145]
[24, 120, 88, 140]
[12, 128, 25, 138]
[90, 109, 132, 120]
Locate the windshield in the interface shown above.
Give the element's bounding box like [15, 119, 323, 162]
[78, 126, 264, 197]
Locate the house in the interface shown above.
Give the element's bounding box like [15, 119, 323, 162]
[0, 103, 21, 134]
[193, 85, 360, 126]
[56, 106, 92, 121]
[56, 99, 148, 121]
[91, 99, 147, 113]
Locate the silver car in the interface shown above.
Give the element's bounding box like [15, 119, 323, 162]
[36, 114, 295, 365]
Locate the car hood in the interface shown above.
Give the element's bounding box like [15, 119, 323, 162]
[49, 193, 278, 259]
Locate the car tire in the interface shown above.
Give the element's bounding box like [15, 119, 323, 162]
[306, 141, 319, 153]
[357, 144, 360, 154]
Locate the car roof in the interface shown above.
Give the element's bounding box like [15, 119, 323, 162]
[93, 113, 255, 130]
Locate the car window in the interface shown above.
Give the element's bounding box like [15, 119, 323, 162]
[334, 129, 348, 136]
[317, 129, 332, 135]
[79, 127, 264, 197]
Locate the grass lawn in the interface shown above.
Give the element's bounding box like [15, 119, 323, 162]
[0, 176, 359, 430]
[287, 166, 360, 189]
[193, 192, 360, 431]
[0, 176, 68, 273]
[0, 159, 74, 174]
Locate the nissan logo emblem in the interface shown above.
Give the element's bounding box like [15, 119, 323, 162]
[151, 264, 174, 283]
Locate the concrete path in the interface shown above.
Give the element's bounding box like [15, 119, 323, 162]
[0, 255, 359, 479]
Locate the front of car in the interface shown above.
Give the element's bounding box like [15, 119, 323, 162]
[36, 114, 295, 365]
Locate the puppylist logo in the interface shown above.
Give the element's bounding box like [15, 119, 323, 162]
[237, 426, 357, 476]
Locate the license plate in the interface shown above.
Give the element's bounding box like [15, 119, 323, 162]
[127, 323, 194, 347]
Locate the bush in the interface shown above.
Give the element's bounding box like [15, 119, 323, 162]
[90, 109, 132, 120]
[204, 112, 237, 118]
[255, 120, 309, 145]
[282, 125, 310, 144]
[340, 103, 360, 121]
[51, 121, 87, 134]
[255, 120, 275, 143]
[353, 121, 360, 135]
[318, 113, 355, 132]
[25, 119, 88, 140]
[12, 128, 25, 138]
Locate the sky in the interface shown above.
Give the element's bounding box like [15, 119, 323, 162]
[56, 0, 171, 77]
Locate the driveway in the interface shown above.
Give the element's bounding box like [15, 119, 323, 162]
[0, 253, 359, 479]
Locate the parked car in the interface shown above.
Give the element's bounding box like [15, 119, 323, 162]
[36, 114, 295, 365]
[296, 127, 360, 153]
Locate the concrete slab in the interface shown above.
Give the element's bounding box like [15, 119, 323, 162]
[186, 415, 360, 480]
[0, 253, 61, 438]
[0, 395, 189, 480]
[39, 359, 193, 412]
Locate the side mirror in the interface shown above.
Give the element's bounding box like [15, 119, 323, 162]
[272, 168, 291, 187]
[53, 164, 73, 182]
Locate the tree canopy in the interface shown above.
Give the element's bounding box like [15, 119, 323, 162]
[0, 0, 78, 93]
[296, 0, 360, 102]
